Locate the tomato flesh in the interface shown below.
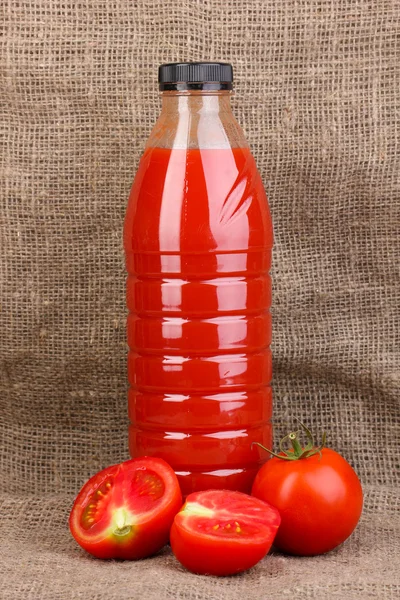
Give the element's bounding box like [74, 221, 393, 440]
[170, 489, 281, 576]
[251, 448, 363, 556]
[69, 457, 182, 559]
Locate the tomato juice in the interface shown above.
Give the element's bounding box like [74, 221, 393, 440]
[124, 145, 273, 496]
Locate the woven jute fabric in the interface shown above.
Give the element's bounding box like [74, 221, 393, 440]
[1, 0, 399, 598]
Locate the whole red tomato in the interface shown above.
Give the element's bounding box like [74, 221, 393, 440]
[69, 456, 182, 559]
[251, 423, 363, 556]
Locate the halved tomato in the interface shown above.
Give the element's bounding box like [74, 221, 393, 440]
[69, 457, 182, 559]
[170, 489, 281, 576]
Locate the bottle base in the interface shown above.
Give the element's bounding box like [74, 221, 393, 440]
[128, 421, 272, 497]
[174, 465, 263, 497]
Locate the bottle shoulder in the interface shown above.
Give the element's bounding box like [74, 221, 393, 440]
[124, 146, 272, 254]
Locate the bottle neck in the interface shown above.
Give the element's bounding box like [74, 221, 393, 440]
[146, 91, 248, 150]
[160, 91, 233, 115]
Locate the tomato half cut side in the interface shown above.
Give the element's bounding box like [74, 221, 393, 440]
[170, 489, 281, 576]
[69, 457, 182, 559]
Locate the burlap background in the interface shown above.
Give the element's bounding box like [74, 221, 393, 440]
[1, 0, 399, 598]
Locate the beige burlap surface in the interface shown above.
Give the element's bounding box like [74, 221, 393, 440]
[1, 0, 399, 598]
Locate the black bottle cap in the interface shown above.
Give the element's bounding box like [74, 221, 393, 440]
[158, 62, 233, 91]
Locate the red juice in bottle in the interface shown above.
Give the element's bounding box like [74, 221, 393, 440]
[124, 63, 273, 496]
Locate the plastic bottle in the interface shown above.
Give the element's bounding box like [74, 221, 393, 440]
[124, 62, 273, 496]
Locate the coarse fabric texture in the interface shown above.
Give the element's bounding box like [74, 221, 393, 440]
[1, 0, 399, 598]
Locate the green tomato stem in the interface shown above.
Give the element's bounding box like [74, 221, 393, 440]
[252, 420, 327, 461]
[288, 432, 303, 456]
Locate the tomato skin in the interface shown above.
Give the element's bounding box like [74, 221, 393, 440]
[170, 489, 281, 576]
[251, 448, 363, 556]
[69, 457, 182, 560]
[170, 521, 269, 576]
